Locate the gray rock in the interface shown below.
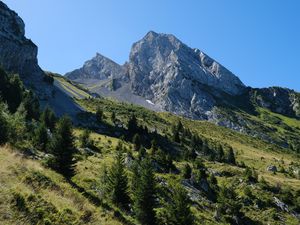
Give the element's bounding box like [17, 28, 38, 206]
[266, 165, 277, 172]
[65, 53, 125, 82]
[0, 2, 83, 119]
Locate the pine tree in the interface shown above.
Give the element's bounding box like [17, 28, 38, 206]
[95, 106, 103, 123]
[226, 147, 236, 165]
[79, 129, 92, 148]
[111, 111, 116, 124]
[49, 116, 76, 178]
[182, 164, 192, 179]
[40, 106, 56, 131]
[132, 159, 156, 225]
[128, 114, 138, 135]
[23, 90, 40, 120]
[172, 127, 180, 143]
[216, 145, 225, 162]
[150, 139, 158, 156]
[33, 122, 48, 151]
[0, 104, 8, 144]
[107, 150, 130, 208]
[167, 183, 194, 225]
[132, 133, 141, 151]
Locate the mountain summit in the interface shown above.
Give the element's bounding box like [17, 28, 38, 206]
[66, 31, 246, 119]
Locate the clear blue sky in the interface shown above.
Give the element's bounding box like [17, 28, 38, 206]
[3, 0, 300, 91]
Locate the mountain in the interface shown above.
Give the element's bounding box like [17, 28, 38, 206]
[66, 31, 247, 119]
[1, 2, 300, 225]
[65, 53, 124, 82]
[65, 31, 300, 146]
[0, 1, 83, 118]
[0, 1, 42, 84]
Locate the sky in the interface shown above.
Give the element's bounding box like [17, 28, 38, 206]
[2, 0, 300, 91]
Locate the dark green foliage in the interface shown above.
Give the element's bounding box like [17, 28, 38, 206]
[243, 167, 258, 183]
[95, 106, 103, 123]
[127, 114, 138, 135]
[132, 133, 141, 151]
[165, 183, 194, 225]
[79, 129, 92, 148]
[172, 126, 180, 143]
[49, 116, 76, 178]
[107, 150, 130, 208]
[23, 90, 40, 120]
[150, 139, 158, 155]
[111, 111, 116, 124]
[132, 159, 156, 225]
[33, 122, 48, 151]
[6, 74, 24, 112]
[0, 69, 24, 112]
[217, 185, 242, 221]
[226, 147, 236, 165]
[0, 107, 8, 144]
[216, 145, 225, 162]
[40, 106, 56, 131]
[182, 164, 192, 179]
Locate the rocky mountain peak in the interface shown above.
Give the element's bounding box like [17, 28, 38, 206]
[65, 52, 123, 81]
[128, 31, 245, 103]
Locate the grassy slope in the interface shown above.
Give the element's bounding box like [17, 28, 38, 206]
[4, 78, 299, 224]
[0, 146, 122, 225]
[75, 97, 300, 224]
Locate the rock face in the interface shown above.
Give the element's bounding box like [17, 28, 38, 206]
[0, 1, 42, 83]
[66, 31, 246, 119]
[253, 87, 300, 118]
[126, 31, 246, 119]
[65, 53, 124, 81]
[0, 1, 82, 118]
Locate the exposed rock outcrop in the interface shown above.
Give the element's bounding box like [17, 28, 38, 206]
[65, 53, 124, 81]
[0, 1, 82, 118]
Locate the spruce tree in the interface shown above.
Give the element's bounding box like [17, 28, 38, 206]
[216, 145, 225, 162]
[133, 159, 156, 225]
[167, 183, 194, 225]
[182, 163, 192, 179]
[33, 122, 48, 151]
[0, 105, 8, 144]
[23, 90, 40, 120]
[226, 147, 236, 165]
[40, 106, 56, 131]
[132, 133, 141, 151]
[107, 150, 130, 208]
[49, 116, 76, 178]
[127, 114, 138, 135]
[111, 111, 116, 124]
[95, 106, 103, 123]
[79, 129, 92, 148]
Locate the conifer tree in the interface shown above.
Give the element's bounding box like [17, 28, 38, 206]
[167, 183, 194, 225]
[226, 147, 236, 165]
[111, 111, 116, 124]
[0, 104, 8, 144]
[40, 106, 56, 131]
[96, 106, 103, 123]
[79, 129, 92, 148]
[128, 114, 138, 135]
[132, 159, 156, 225]
[182, 163, 192, 179]
[23, 90, 40, 120]
[49, 116, 76, 178]
[107, 150, 130, 208]
[216, 145, 225, 162]
[33, 122, 48, 151]
[132, 133, 141, 151]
